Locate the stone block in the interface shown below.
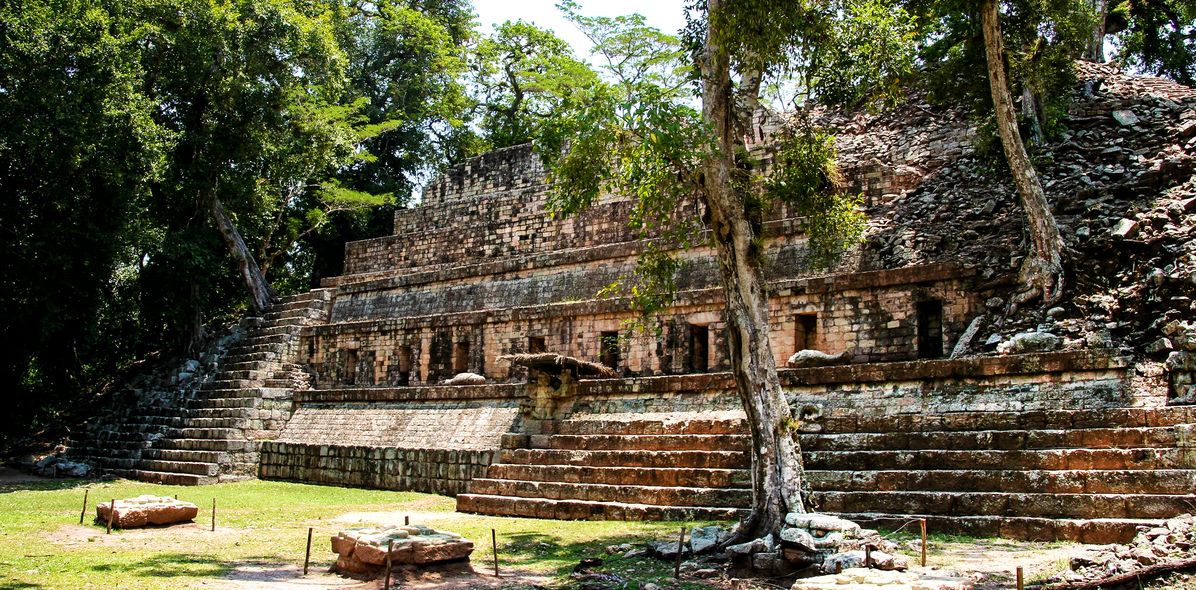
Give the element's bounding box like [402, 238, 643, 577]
[95, 496, 199, 528]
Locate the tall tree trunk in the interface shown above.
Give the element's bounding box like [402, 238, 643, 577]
[205, 188, 276, 314]
[1085, 0, 1109, 61]
[980, 0, 1066, 307]
[701, 0, 806, 542]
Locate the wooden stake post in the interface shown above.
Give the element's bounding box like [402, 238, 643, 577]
[303, 527, 313, 575]
[384, 540, 394, 589]
[674, 527, 686, 578]
[492, 528, 499, 576]
[920, 518, 927, 567]
[211, 498, 216, 532]
[1016, 566, 1024, 590]
[79, 489, 89, 525]
[106, 499, 115, 534]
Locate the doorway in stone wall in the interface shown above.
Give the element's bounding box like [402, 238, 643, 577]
[917, 300, 944, 359]
[688, 324, 709, 373]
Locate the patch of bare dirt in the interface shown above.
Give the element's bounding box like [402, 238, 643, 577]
[213, 559, 551, 590]
[925, 538, 1092, 590]
[45, 522, 244, 550]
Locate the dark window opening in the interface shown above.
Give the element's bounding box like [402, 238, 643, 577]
[344, 350, 358, 384]
[453, 341, 470, 373]
[688, 324, 709, 373]
[528, 336, 546, 354]
[795, 313, 818, 351]
[917, 300, 944, 359]
[600, 331, 620, 371]
[397, 345, 413, 386]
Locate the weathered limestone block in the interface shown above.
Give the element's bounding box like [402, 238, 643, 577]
[331, 525, 474, 574]
[95, 496, 198, 528]
[787, 350, 854, 368]
[441, 372, 486, 385]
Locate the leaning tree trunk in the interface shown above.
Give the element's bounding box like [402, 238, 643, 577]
[206, 189, 277, 314]
[700, 0, 806, 542]
[980, 0, 1066, 307]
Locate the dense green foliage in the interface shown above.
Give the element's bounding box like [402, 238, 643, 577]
[1108, 0, 1196, 85]
[0, 0, 472, 447]
[470, 19, 599, 150]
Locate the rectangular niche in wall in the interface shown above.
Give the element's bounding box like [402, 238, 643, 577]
[795, 313, 818, 351]
[397, 344, 414, 386]
[917, 300, 944, 359]
[600, 331, 620, 371]
[688, 324, 709, 373]
[344, 349, 358, 385]
[453, 340, 471, 373]
[528, 336, 546, 354]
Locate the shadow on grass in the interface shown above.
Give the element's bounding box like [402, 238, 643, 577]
[0, 575, 40, 589]
[87, 552, 230, 579]
[498, 530, 681, 584]
[0, 476, 94, 495]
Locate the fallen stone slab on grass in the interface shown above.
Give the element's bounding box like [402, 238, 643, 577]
[331, 525, 474, 574]
[95, 495, 199, 528]
[791, 567, 972, 590]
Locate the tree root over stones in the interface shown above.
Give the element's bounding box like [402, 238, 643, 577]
[1029, 555, 1196, 590]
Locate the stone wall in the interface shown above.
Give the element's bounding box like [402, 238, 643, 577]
[258, 385, 520, 495]
[569, 350, 1145, 419]
[304, 264, 977, 387]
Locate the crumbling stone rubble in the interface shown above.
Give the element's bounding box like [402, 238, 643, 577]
[331, 525, 474, 575]
[1058, 514, 1196, 585]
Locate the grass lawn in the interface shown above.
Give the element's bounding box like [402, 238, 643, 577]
[0, 478, 718, 590]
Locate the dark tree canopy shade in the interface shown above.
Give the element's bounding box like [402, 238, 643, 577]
[0, 0, 474, 449]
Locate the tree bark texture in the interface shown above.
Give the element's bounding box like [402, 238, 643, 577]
[1085, 0, 1109, 61]
[980, 0, 1066, 307]
[700, 0, 806, 541]
[206, 189, 277, 314]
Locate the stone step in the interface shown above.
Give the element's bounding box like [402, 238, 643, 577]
[485, 464, 751, 488]
[197, 387, 291, 400]
[132, 469, 216, 486]
[800, 427, 1185, 452]
[173, 427, 245, 440]
[222, 351, 283, 364]
[804, 448, 1196, 471]
[456, 494, 746, 521]
[219, 369, 273, 381]
[836, 513, 1163, 545]
[551, 418, 748, 436]
[813, 490, 1196, 521]
[807, 469, 1196, 495]
[222, 360, 279, 372]
[499, 448, 749, 469]
[138, 459, 219, 477]
[187, 407, 285, 420]
[467, 479, 751, 507]
[261, 307, 326, 322]
[823, 407, 1196, 435]
[527, 434, 751, 452]
[184, 417, 261, 430]
[142, 448, 228, 464]
[223, 343, 286, 357]
[201, 379, 262, 391]
[152, 438, 253, 452]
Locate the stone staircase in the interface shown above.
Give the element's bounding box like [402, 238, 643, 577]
[806, 406, 1196, 543]
[75, 289, 332, 485]
[459, 406, 1196, 542]
[456, 413, 753, 520]
[132, 289, 332, 485]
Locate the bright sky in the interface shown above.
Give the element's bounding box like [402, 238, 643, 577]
[471, 0, 688, 59]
